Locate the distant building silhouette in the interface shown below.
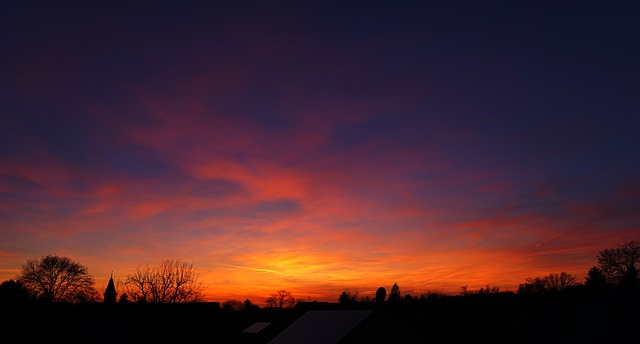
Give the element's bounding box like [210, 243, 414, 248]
[103, 274, 117, 303]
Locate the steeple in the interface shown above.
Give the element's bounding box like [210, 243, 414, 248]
[103, 273, 117, 303]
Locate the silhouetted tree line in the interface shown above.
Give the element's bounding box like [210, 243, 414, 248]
[0, 255, 205, 304]
[365, 240, 640, 303]
[2, 240, 639, 306]
[335, 240, 640, 305]
[222, 298, 260, 311]
[514, 240, 640, 297]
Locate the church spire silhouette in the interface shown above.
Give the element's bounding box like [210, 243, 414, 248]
[103, 273, 117, 303]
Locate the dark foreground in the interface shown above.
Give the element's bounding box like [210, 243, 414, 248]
[1, 291, 638, 343]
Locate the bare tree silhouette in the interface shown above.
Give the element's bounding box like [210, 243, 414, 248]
[518, 272, 578, 295]
[18, 254, 97, 302]
[545, 272, 577, 292]
[597, 240, 640, 289]
[265, 289, 296, 308]
[123, 259, 205, 303]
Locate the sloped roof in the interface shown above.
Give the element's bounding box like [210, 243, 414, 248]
[267, 310, 374, 344]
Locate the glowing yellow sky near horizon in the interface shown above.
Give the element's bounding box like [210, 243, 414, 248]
[2, 12, 639, 306]
[1, 107, 637, 305]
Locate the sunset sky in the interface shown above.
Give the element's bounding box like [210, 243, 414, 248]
[1, 1, 639, 304]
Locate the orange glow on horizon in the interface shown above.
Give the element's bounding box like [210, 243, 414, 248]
[2, 2, 638, 308]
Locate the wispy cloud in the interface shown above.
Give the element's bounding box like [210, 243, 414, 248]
[1, 1, 638, 303]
